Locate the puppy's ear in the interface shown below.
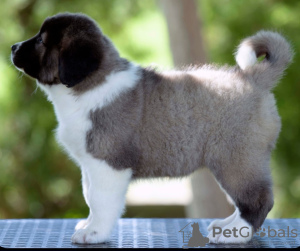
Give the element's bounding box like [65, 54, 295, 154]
[59, 39, 101, 87]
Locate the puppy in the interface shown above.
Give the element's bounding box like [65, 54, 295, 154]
[11, 13, 292, 244]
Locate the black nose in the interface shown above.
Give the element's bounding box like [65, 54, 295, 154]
[11, 44, 18, 52]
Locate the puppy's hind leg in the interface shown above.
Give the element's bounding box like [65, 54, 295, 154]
[207, 208, 238, 232]
[71, 158, 132, 244]
[207, 155, 274, 244]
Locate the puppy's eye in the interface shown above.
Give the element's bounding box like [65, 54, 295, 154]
[37, 37, 43, 44]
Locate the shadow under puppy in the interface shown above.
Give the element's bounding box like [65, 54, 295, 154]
[11, 13, 293, 244]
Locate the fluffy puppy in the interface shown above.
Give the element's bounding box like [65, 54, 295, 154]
[11, 13, 292, 244]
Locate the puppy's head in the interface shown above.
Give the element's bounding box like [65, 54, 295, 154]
[11, 13, 109, 88]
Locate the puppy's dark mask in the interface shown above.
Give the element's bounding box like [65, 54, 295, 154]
[11, 13, 102, 88]
[59, 38, 101, 88]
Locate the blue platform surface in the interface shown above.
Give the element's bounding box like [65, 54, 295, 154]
[0, 218, 299, 248]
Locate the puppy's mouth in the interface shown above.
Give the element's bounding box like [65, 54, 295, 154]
[11, 54, 24, 73]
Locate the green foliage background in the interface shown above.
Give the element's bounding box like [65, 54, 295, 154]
[0, 0, 299, 219]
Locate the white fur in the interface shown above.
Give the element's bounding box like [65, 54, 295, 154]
[38, 63, 140, 164]
[75, 169, 91, 231]
[235, 44, 257, 70]
[38, 63, 139, 243]
[71, 159, 132, 244]
[207, 208, 253, 244]
[207, 209, 238, 232]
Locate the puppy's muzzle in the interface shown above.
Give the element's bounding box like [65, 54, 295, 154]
[11, 42, 24, 71]
[11, 43, 21, 54]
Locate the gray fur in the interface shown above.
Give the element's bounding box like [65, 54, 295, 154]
[236, 30, 293, 91]
[86, 31, 292, 230]
[11, 13, 293, 233]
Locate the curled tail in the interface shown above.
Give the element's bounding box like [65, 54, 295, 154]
[235, 30, 293, 90]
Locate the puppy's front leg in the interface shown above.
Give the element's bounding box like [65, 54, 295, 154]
[72, 159, 132, 244]
[75, 170, 91, 230]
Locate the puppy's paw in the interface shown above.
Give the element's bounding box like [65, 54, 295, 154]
[207, 230, 221, 243]
[75, 219, 88, 230]
[208, 226, 252, 244]
[217, 232, 252, 244]
[71, 227, 110, 244]
[207, 209, 238, 232]
[207, 219, 225, 232]
[207, 213, 253, 244]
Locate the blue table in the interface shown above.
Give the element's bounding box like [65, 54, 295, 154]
[0, 218, 299, 248]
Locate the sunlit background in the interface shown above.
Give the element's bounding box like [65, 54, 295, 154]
[0, 0, 299, 220]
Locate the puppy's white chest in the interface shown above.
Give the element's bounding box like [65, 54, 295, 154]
[38, 64, 140, 164]
[56, 114, 91, 161]
[39, 84, 93, 162]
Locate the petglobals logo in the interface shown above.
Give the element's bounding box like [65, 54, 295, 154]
[179, 222, 298, 248]
[255, 226, 297, 238]
[179, 222, 209, 248]
[212, 226, 252, 239]
[211, 225, 298, 239]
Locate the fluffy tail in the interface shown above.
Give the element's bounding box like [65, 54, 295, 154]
[235, 30, 293, 90]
